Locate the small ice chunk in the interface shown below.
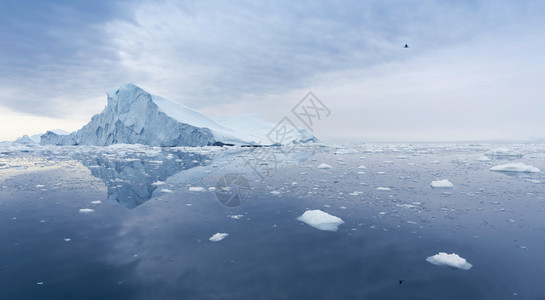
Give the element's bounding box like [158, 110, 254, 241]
[161, 188, 174, 193]
[152, 181, 166, 186]
[270, 190, 281, 195]
[426, 252, 473, 270]
[431, 179, 454, 188]
[79, 208, 94, 213]
[376, 187, 391, 191]
[297, 209, 345, 232]
[490, 163, 540, 173]
[317, 163, 333, 170]
[188, 186, 205, 192]
[209, 233, 229, 242]
[35, 184, 46, 188]
[477, 156, 491, 162]
[229, 215, 244, 219]
[91, 200, 101, 205]
[357, 165, 367, 169]
[37, 282, 44, 285]
[64, 238, 71, 242]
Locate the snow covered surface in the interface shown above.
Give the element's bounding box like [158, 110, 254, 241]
[297, 210, 344, 231]
[431, 179, 454, 188]
[426, 252, 473, 270]
[40, 83, 315, 147]
[209, 233, 229, 242]
[490, 163, 540, 173]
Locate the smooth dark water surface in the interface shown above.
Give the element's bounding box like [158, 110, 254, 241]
[0, 144, 544, 299]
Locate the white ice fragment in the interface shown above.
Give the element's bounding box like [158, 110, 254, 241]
[79, 208, 94, 213]
[209, 233, 229, 242]
[152, 181, 166, 186]
[317, 163, 333, 170]
[490, 163, 540, 173]
[357, 165, 367, 169]
[91, 200, 101, 205]
[229, 215, 244, 219]
[426, 252, 473, 270]
[64, 238, 71, 242]
[270, 190, 281, 195]
[477, 156, 491, 162]
[161, 188, 174, 193]
[297, 210, 345, 232]
[431, 179, 454, 188]
[376, 187, 391, 191]
[35, 184, 46, 188]
[188, 186, 205, 192]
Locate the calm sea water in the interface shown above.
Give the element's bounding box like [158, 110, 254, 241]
[0, 144, 544, 299]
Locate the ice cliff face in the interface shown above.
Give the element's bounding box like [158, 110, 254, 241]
[41, 83, 315, 146]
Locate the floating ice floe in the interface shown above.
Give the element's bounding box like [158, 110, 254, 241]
[484, 147, 522, 158]
[317, 163, 332, 170]
[358, 165, 367, 169]
[79, 208, 94, 213]
[229, 215, 244, 219]
[35, 184, 46, 188]
[152, 181, 166, 186]
[376, 187, 391, 191]
[209, 233, 229, 242]
[161, 188, 174, 193]
[297, 209, 344, 232]
[490, 163, 540, 173]
[64, 238, 71, 242]
[91, 200, 101, 205]
[426, 252, 473, 270]
[188, 186, 205, 192]
[477, 156, 491, 162]
[431, 179, 454, 188]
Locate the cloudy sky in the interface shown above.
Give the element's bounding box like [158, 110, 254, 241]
[1, 0, 544, 142]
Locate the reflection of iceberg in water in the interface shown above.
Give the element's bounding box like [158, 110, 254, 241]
[79, 150, 210, 208]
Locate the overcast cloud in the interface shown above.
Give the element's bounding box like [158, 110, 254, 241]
[1, 0, 544, 141]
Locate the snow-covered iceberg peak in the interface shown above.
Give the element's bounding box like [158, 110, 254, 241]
[40, 83, 316, 146]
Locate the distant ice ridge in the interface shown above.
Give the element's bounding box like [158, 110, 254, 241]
[297, 210, 344, 231]
[490, 163, 540, 173]
[426, 252, 473, 270]
[40, 83, 315, 146]
[484, 147, 522, 158]
[14, 129, 69, 144]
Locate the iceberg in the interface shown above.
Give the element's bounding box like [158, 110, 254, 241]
[40, 83, 314, 146]
[209, 233, 229, 242]
[431, 179, 454, 188]
[317, 163, 333, 170]
[490, 163, 540, 173]
[426, 252, 473, 270]
[297, 209, 344, 231]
